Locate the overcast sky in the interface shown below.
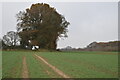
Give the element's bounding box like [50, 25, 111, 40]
[0, 2, 118, 48]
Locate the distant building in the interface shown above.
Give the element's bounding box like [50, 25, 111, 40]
[60, 46, 73, 51]
[65, 46, 72, 50]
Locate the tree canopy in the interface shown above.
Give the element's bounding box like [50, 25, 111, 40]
[2, 31, 21, 47]
[16, 3, 70, 50]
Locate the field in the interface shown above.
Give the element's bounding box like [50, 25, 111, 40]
[2, 51, 118, 78]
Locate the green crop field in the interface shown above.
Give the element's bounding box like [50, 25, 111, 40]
[2, 51, 118, 78]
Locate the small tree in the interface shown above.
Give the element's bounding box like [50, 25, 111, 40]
[2, 31, 21, 48]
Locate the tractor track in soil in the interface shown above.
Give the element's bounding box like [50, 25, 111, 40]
[22, 56, 29, 80]
[34, 54, 71, 78]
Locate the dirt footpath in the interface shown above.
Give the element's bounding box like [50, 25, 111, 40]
[22, 56, 29, 79]
[34, 54, 71, 78]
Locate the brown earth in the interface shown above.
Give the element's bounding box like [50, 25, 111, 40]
[34, 55, 62, 78]
[34, 54, 71, 78]
[22, 56, 29, 80]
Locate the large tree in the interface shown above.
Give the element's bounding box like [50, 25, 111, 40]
[16, 3, 70, 50]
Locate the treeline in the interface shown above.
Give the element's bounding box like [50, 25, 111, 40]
[85, 41, 120, 51]
[60, 41, 120, 52]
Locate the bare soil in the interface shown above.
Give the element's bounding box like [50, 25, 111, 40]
[22, 56, 29, 79]
[34, 54, 71, 78]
